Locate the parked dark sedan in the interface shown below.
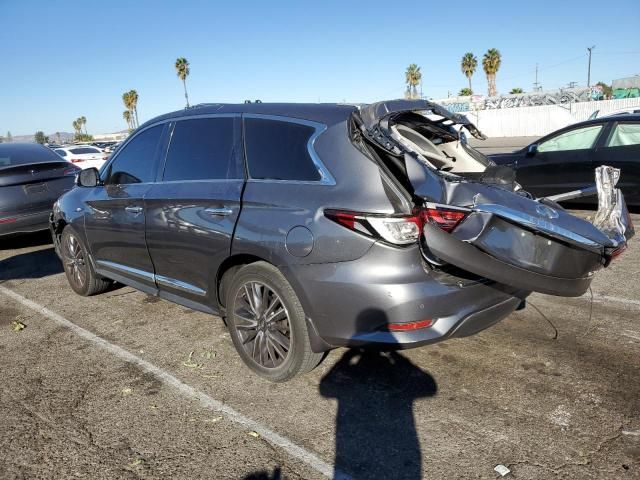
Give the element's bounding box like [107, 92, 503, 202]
[0, 143, 80, 237]
[490, 115, 640, 206]
[50, 100, 633, 381]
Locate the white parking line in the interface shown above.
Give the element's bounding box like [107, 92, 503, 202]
[0, 285, 344, 480]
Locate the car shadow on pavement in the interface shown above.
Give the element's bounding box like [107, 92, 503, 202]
[0, 246, 63, 281]
[319, 347, 437, 480]
[0, 230, 53, 251]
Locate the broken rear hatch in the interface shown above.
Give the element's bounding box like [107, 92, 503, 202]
[355, 100, 635, 297]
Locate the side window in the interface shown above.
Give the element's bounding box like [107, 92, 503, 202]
[104, 125, 163, 184]
[55, 149, 67, 157]
[537, 125, 603, 153]
[244, 118, 321, 181]
[606, 123, 640, 147]
[163, 117, 240, 181]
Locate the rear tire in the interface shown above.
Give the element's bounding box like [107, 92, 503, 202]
[226, 261, 324, 382]
[61, 226, 111, 296]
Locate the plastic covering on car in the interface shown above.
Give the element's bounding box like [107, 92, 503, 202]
[592, 165, 634, 248]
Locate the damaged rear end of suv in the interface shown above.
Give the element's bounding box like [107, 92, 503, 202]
[335, 99, 634, 344]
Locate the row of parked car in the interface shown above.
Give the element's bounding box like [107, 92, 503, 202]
[1, 100, 635, 381]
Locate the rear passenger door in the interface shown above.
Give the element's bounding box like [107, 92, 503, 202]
[145, 115, 244, 311]
[594, 120, 640, 205]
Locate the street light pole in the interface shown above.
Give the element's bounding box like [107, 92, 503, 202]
[587, 45, 596, 87]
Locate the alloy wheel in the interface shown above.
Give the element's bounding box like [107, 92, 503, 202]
[233, 281, 291, 369]
[63, 233, 86, 289]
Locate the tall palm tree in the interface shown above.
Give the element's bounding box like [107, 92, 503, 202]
[123, 110, 132, 130]
[461, 53, 478, 95]
[482, 49, 502, 97]
[404, 63, 422, 100]
[72, 120, 80, 135]
[122, 91, 136, 128]
[128, 90, 139, 128]
[80, 116, 87, 134]
[175, 57, 190, 108]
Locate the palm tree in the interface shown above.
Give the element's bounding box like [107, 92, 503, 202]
[510, 87, 524, 94]
[72, 120, 80, 135]
[122, 91, 136, 128]
[175, 57, 190, 107]
[128, 90, 139, 127]
[80, 116, 87, 134]
[461, 53, 478, 95]
[482, 49, 502, 97]
[458, 87, 472, 96]
[123, 110, 132, 130]
[404, 63, 422, 100]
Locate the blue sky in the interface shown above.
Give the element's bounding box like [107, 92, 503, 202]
[1, 0, 639, 135]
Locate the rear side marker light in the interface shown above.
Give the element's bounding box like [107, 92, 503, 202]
[0, 217, 18, 224]
[70, 159, 84, 163]
[388, 319, 434, 331]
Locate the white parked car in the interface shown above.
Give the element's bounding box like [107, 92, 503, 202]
[54, 146, 108, 170]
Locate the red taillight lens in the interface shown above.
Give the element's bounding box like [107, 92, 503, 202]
[70, 158, 83, 163]
[388, 319, 433, 331]
[326, 211, 357, 230]
[417, 207, 467, 233]
[0, 217, 18, 224]
[325, 206, 468, 245]
[63, 167, 79, 176]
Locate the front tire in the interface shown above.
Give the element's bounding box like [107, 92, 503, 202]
[61, 226, 111, 296]
[226, 262, 323, 382]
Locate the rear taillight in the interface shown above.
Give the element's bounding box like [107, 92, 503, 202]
[325, 206, 467, 246]
[71, 158, 83, 163]
[325, 210, 421, 245]
[63, 167, 79, 176]
[417, 207, 467, 233]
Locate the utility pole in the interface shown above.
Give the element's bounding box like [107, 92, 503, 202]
[587, 45, 596, 87]
[533, 63, 541, 92]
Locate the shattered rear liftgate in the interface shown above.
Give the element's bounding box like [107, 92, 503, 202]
[357, 100, 635, 297]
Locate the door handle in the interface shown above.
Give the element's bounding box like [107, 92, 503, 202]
[204, 207, 233, 217]
[125, 206, 143, 215]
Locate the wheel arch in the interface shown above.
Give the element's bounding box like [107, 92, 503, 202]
[215, 254, 332, 353]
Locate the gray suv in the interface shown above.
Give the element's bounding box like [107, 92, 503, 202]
[50, 100, 634, 381]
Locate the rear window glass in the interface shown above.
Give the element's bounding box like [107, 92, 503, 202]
[163, 117, 240, 181]
[0, 144, 63, 167]
[55, 149, 67, 157]
[244, 118, 321, 181]
[70, 147, 101, 154]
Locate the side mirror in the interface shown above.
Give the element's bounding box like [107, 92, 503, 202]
[76, 167, 100, 187]
[526, 144, 538, 156]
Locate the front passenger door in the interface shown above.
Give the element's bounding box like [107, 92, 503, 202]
[84, 124, 165, 292]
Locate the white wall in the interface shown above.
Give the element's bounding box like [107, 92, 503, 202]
[461, 98, 640, 137]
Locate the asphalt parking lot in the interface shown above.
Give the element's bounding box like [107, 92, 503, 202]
[1, 209, 638, 480]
